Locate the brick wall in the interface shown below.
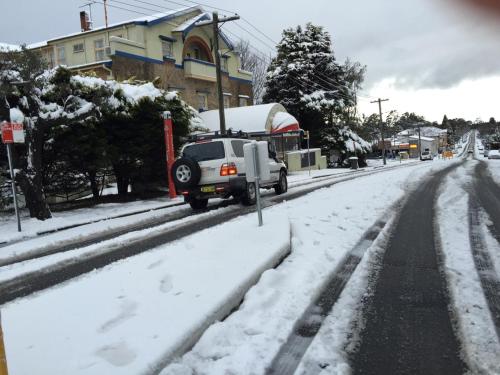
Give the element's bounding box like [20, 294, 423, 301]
[111, 55, 253, 110]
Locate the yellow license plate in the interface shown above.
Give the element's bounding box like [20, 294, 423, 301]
[201, 185, 216, 193]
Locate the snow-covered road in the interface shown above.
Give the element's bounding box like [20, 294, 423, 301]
[1, 158, 447, 375]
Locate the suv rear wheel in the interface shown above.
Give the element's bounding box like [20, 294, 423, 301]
[172, 157, 201, 189]
[189, 198, 208, 210]
[274, 171, 288, 195]
[241, 182, 257, 206]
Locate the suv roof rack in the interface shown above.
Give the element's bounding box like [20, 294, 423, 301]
[188, 129, 250, 142]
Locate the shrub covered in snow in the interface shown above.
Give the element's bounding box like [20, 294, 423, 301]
[1, 48, 193, 219]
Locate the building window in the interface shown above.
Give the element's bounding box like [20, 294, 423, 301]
[239, 97, 248, 107]
[161, 40, 173, 59]
[73, 42, 85, 53]
[94, 38, 106, 61]
[56, 45, 66, 65]
[223, 95, 231, 109]
[45, 49, 56, 68]
[197, 93, 208, 112]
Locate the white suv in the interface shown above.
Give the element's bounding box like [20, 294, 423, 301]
[172, 136, 288, 210]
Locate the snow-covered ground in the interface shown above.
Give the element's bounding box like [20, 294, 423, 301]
[0, 159, 418, 258]
[3, 212, 291, 375]
[0, 160, 448, 375]
[0, 196, 183, 244]
[161, 160, 456, 375]
[0, 160, 428, 282]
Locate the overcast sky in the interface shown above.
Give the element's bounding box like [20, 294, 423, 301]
[1, 0, 500, 122]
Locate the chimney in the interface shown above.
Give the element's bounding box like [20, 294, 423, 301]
[80, 11, 91, 32]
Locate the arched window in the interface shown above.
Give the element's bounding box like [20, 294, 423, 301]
[183, 36, 213, 63]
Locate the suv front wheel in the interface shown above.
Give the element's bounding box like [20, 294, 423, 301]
[241, 182, 257, 206]
[274, 171, 288, 195]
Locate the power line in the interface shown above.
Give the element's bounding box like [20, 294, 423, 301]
[162, 0, 235, 14]
[85, 0, 369, 105]
[89, 0, 151, 16]
[241, 17, 278, 45]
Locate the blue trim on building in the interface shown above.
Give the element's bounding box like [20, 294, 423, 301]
[159, 35, 177, 42]
[183, 58, 215, 67]
[178, 14, 210, 41]
[163, 56, 177, 63]
[115, 50, 164, 65]
[103, 61, 113, 68]
[219, 30, 234, 50]
[229, 75, 253, 84]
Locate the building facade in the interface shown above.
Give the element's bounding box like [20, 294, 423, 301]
[27, 6, 253, 111]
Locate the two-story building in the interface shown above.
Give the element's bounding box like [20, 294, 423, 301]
[24, 6, 253, 111]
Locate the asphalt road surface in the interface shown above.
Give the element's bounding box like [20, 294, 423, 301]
[351, 161, 468, 375]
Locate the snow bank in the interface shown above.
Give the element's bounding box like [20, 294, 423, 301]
[0, 197, 183, 245]
[436, 163, 500, 374]
[2, 211, 291, 375]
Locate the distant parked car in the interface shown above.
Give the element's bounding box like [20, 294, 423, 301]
[488, 150, 500, 159]
[420, 151, 433, 161]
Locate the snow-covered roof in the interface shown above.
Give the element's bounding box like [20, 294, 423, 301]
[197, 103, 300, 134]
[0, 43, 21, 51]
[409, 135, 435, 142]
[173, 12, 210, 35]
[27, 6, 201, 48]
[421, 126, 447, 137]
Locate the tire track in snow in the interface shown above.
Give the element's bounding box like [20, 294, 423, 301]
[468, 197, 500, 339]
[265, 218, 389, 375]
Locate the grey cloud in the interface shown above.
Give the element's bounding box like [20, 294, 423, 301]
[2, 0, 500, 91]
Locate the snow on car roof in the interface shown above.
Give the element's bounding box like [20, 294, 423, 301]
[197, 103, 300, 134]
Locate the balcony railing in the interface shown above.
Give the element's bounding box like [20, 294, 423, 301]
[184, 58, 216, 82]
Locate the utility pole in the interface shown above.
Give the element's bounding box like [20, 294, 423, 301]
[196, 12, 240, 135]
[371, 98, 389, 165]
[417, 122, 422, 159]
[103, 0, 109, 27]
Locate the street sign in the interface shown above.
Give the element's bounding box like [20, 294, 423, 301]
[1, 123, 13, 144]
[12, 123, 24, 143]
[1, 122, 24, 144]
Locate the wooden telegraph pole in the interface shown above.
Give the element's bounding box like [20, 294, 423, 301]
[196, 12, 240, 135]
[371, 98, 389, 165]
[103, 0, 109, 27]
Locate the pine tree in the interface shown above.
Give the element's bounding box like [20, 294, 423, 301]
[263, 23, 354, 147]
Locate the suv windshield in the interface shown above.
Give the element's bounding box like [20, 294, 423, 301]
[184, 141, 225, 162]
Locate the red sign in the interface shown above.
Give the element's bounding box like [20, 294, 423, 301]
[1, 123, 13, 144]
[1, 122, 24, 144]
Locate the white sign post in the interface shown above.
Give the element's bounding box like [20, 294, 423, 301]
[244, 141, 270, 227]
[1, 121, 24, 232]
